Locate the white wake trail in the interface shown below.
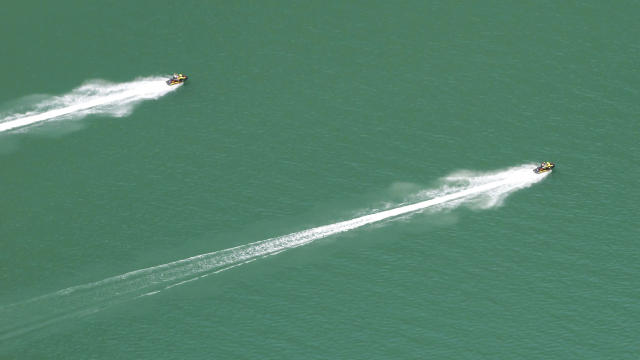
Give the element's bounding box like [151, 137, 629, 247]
[0, 164, 549, 341]
[0, 76, 179, 132]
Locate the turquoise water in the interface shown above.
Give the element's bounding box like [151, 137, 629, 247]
[1, 1, 639, 358]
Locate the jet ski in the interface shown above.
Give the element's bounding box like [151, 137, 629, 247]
[534, 161, 555, 173]
[167, 73, 188, 86]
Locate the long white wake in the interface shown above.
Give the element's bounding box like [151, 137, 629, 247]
[0, 164, 549, 341]
[0, 76, 179, 132]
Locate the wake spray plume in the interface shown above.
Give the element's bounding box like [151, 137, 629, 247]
[0, 76, 180, 132]
[0, 164, 549, 341]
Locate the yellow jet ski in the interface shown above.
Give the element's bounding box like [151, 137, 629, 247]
[534, 161, 555, 173]
[167, 73, 188, 86]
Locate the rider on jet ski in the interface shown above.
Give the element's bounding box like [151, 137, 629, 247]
[534, 161, 555, 173]
[167, 73, 188, 85]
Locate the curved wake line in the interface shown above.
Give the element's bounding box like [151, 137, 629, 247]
[0, 76, 179, 132]
[0, 164, 549, 341]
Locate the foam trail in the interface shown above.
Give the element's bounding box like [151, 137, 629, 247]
[0, 164, 548, 341]
[0, 76, 179, 132]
